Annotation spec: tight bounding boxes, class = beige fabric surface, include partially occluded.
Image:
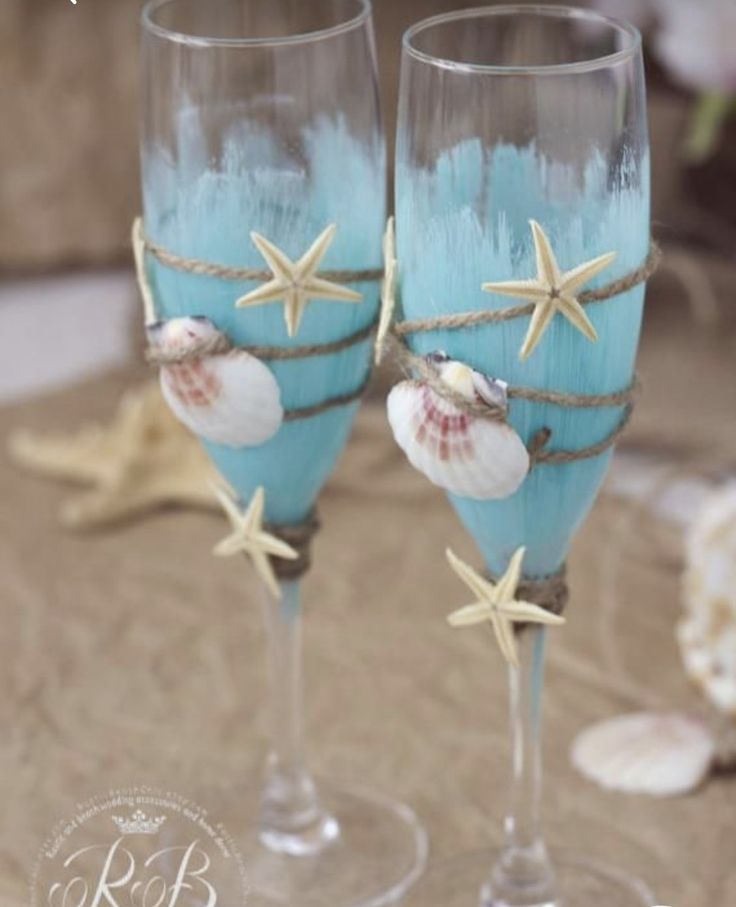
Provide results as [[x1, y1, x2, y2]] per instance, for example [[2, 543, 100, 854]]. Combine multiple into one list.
[[1, 293, 735, 906]]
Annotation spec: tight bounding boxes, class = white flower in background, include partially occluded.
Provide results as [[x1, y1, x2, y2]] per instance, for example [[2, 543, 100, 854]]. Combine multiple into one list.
[[592, 0, 736, 161], [652, 0, 736, 161], [652, 0, 736, 92], [592, 0, 736, 90]]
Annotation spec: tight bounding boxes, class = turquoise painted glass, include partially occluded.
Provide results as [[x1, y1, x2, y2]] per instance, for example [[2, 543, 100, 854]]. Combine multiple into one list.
[[142, 25, 385, 525], [139, 2, 427, 903], [397, 7, 654, 907], [398, 142, 649, 576], [397, 74, 649, 580]]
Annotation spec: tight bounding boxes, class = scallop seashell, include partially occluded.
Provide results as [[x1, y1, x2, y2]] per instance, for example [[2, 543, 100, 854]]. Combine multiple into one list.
[[148, 317, 283, 448], [679, 484, 736, 717], [571, 712, 715, 798], [386, 353, 529, 500]]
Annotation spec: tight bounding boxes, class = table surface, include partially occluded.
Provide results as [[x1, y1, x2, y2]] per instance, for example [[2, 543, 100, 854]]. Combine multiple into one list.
[[1, 277, 735, 906]]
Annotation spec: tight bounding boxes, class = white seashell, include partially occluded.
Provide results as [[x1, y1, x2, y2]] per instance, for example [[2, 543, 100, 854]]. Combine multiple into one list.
[[429, 351, 510, 411], [386, 353, 529, 500], [679, 484, 736, 717], [148, 317, 283, 448], [571, 712, 715, 798]]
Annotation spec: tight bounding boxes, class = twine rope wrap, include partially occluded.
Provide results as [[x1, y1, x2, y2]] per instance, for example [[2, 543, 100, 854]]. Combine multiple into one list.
[[518, 567, 569, 616], [391, 241, 658, 467], [396, 346, 639, 466], [487, 564, 569, 618], [267, 509, 321, 581], [394, 243, 661, 338], [146, 333, 233, 364], [146, 318, 378, 366], [282, 377, 369, 422], [143, 231, 384, 285], [148, 337, 372, 423]]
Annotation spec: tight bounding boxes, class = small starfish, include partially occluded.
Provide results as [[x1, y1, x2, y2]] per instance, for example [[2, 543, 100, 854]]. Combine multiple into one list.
[[211, 483, 298, 599], [131, 217, 157, 325], [446, 546, 565, 669], [236, 224, 362, 337], [482, 220, 616, 362], [374, 216, 397, 366], [8, 382, 216, 529]]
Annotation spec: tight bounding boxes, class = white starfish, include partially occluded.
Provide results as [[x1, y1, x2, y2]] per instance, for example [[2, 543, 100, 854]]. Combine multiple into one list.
[[482, 220, 616, 362], [8, 382, 217, 529], [131, 217, 157, 325], [446, 546, 565, 669], [212, 483, 298, 599], [374, 216, 397, 366], [236, 224, 362, 337]]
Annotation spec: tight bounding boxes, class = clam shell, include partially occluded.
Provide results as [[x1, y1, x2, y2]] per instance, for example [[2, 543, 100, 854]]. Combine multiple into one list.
[[149, 317, 283, 448], [386, 380, 529, 500], [571, 712, 714, 797]]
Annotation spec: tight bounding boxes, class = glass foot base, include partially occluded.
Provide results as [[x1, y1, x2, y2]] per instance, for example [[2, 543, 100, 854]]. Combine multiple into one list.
[[401, 849, 654, 907], [210, 779, 428, 907]]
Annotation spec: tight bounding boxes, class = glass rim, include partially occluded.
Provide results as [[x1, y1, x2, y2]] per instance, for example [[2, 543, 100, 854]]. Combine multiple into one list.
[[141, 0, 372, 49], [403, 4, 642, 76]]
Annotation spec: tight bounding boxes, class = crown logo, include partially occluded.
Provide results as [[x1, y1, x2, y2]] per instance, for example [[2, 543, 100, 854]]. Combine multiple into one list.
[[112, 810, 167, 835]]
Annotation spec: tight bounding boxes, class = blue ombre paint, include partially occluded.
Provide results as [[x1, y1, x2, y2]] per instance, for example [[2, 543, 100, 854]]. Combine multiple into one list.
[[397, 142, 650, 578], [143, 116, 385, 524]]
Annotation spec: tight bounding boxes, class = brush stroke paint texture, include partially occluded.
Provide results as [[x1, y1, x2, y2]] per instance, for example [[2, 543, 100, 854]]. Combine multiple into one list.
[[143, 116, 385, 525], [397, 142, 650, 578]]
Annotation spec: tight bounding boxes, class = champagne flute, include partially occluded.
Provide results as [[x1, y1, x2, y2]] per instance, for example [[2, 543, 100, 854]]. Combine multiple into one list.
[[393, 6, 654, 905], [138, 1, 427, 904]]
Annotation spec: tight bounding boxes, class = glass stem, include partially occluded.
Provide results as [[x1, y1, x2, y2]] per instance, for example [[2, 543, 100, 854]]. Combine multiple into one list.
[[483, 626, 558, 907], [258, 578, 339, 857]]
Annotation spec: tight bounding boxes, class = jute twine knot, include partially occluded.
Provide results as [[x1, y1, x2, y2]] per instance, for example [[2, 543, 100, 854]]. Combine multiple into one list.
[[517, 567, 569, 617], [407, 354, 508, 422], [146, 333, 233, 365], [486, 564, 569, 618], [266, 510, 321, 581]]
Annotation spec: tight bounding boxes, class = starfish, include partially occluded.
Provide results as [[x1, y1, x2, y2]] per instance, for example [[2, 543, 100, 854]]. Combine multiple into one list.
[[131, 217, 158, 325], [8, 382, 217, 529], [374, 216, 397, 366], [482, 220, 616, 362], [211, 483, 298, 599], [446, 546, 565, 669], [236, 224, 362, 337]]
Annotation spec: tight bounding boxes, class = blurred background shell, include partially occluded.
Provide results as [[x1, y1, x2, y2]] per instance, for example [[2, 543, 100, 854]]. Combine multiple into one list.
[[679, 485, 736, 718]]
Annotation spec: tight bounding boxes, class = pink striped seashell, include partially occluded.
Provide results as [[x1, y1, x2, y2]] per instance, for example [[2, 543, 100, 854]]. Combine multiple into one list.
[[387, 353, 529, 500], [148, 317, 282, 448]]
